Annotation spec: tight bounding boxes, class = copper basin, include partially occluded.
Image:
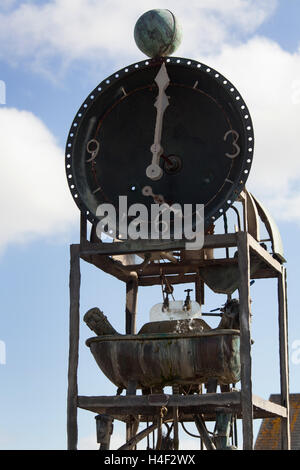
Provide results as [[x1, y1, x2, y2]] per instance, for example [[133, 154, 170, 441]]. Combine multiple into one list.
[[86, 330, 241, 389]]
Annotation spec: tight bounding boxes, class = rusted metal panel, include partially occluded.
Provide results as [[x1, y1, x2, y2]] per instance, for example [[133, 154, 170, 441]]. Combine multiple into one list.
[[244, 189, 260, 241], [198, 260, 262, 295], [251, 194, 285, 262], [86, 331, 241, 389]]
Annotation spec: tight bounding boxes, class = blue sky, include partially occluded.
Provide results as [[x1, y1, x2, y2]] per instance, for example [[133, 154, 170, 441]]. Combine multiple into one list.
[[0, 0, 300, 450]]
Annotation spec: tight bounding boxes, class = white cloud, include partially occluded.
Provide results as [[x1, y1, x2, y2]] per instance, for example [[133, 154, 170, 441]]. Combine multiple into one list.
[[199, 37, 300, 222], [0, 0, 299, 239], [0, 107, 76, 251], [0, 1, 277, 73]]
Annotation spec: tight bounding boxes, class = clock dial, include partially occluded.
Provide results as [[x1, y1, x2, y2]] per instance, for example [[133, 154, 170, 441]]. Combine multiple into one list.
[[66, 57, 254, 232]]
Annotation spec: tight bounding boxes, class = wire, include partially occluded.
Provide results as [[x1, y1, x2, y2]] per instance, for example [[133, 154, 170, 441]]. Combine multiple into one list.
[[180, 422, 201, 439], [181, 420, 215, 439]]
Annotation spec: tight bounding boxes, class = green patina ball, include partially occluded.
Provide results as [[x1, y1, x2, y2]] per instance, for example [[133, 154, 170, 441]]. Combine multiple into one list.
[[134, 9, 182, 58]]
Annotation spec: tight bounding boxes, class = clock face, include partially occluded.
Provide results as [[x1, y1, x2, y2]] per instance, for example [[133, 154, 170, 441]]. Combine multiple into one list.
[[66, 57, 254, 233]]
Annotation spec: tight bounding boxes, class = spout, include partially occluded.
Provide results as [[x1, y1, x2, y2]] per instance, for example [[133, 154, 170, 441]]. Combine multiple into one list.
[[84, 307, 120, 336]]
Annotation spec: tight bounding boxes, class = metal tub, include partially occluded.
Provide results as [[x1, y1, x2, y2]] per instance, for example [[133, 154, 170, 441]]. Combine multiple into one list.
[[86, 330, 241, 389]]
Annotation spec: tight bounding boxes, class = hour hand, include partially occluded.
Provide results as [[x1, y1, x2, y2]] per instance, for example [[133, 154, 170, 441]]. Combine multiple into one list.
[[146, 63, 170, 181], [146, 162, 163, 181], [146, 143, 163, 180]]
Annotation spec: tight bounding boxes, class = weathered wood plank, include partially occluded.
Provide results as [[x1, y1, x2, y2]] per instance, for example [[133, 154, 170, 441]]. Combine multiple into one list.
[[139, 258, 238, 277], [252, 395, 287, 419], [76, 405, 286, 421], [138, 274, 196, 286], [248, 233, 282, 273], [194, 415, 216, 450], [278, 268, 291, 449], [81, 239, 186, 255], [237, 232, 253, 450], [81, 249, 276, 282], [80, 234, 238, 256], [119, 422, 159, 450], [80, 253, 133, 283], [67, 244, 81, 450], [78, 391, 241, 410]]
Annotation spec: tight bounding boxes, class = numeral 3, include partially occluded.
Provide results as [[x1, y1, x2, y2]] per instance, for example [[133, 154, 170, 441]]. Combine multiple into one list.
[[224, 130, 240, 159]]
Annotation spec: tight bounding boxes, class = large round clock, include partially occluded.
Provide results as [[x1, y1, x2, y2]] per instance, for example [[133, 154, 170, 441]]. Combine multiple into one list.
[[65, 56, 254, 235]]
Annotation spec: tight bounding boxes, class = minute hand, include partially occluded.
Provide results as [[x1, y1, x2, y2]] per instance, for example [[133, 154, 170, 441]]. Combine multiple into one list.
[[146, 63, 170, 181]]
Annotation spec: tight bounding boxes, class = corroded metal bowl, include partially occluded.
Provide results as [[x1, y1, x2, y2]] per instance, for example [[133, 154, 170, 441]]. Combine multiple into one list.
[[86, 330, 240, 389]]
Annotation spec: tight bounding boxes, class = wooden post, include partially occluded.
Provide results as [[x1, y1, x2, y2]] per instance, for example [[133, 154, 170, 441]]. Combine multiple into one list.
[[237, 232, 253, 450], [195, 270, 204, 305], [80, 212, 87, 245], [67, 244, 81, 450], [194, 415, 216, 450], [126, 380, 138, 445], [126, 277, 138, 443], [119, 422, 158, 450], [278, 267, 291, 449], [126, 278, 138, 334]]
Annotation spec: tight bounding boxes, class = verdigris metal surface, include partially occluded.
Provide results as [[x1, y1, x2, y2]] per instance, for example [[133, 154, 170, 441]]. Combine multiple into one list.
[[86, 330, 240, 389], [198, 260, 263, 294], [134, 9, 182, 58], [138, 318, 211, 334]]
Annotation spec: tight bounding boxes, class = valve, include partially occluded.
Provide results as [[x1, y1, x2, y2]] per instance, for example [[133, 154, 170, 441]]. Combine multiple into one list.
[[183, 289, 193, 311]]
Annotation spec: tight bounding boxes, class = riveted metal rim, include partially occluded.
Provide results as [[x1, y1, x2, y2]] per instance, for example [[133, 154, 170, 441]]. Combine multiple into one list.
[[65, 57, 254, 227]]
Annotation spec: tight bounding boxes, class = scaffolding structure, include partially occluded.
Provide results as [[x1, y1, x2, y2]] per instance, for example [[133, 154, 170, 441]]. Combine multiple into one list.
[[66, 208, 290, 450]]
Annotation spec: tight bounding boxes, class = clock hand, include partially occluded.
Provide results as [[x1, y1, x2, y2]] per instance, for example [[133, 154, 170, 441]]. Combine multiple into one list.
[[146, 63, 170, 181], [142, 185, 165, 204]]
